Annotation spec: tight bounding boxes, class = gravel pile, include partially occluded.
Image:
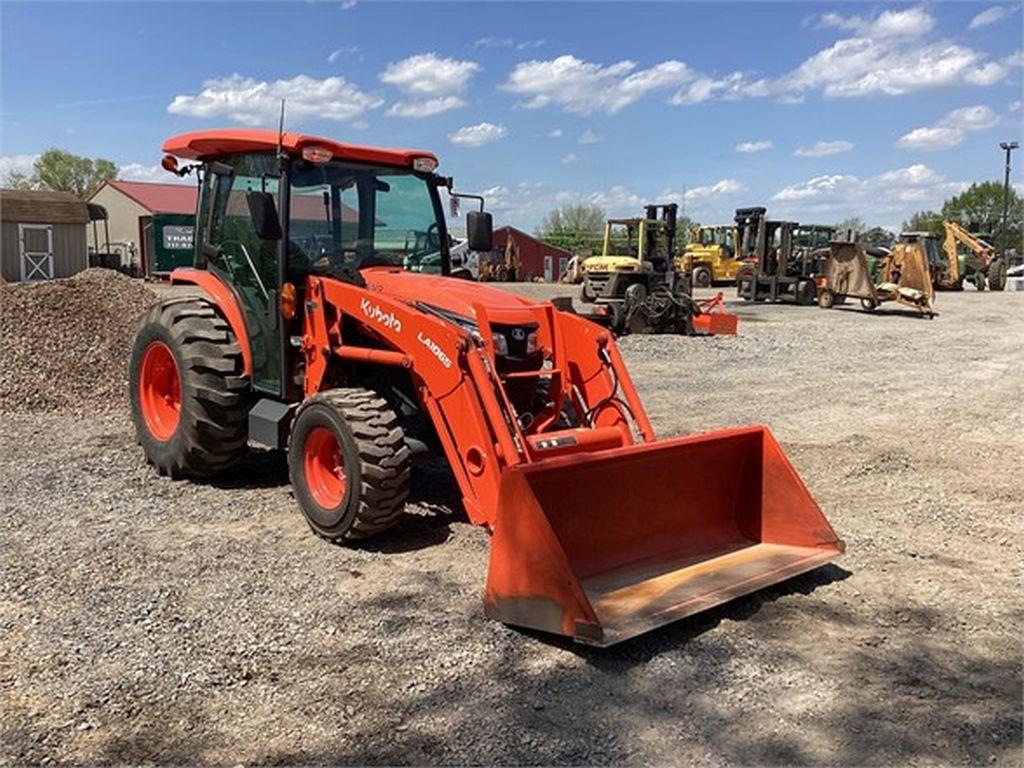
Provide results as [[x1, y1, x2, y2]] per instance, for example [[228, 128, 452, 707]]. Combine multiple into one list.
[[0, 269, 157, 413]]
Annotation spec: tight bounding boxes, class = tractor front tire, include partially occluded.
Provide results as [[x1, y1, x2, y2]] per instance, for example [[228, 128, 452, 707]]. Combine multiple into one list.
[[692, 266, 712, 288], [129, 299, 250, 478], [288, 388, 411, 542]]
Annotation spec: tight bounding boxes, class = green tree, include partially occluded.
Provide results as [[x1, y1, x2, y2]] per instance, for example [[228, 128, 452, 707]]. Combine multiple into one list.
[[2, 169, 33, 190], [537, 203, 606, 253], [941, 181, 1023, 253], [902, 210, 943, 237], [861, 227, 895, 248], [835, 217, 867, 236], [6, 149, 119, 198], [675, 215, 699, 245]]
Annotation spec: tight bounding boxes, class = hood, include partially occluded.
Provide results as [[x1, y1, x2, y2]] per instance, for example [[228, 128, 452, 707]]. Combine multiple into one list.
[[361, 267, 542, 324]]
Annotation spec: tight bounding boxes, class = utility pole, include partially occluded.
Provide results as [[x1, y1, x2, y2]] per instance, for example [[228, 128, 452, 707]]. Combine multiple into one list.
[[999, 141, 1019, 256]]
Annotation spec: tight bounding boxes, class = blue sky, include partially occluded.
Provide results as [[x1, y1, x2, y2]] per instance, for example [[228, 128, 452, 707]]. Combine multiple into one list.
[[1, 1, 1021, 232]]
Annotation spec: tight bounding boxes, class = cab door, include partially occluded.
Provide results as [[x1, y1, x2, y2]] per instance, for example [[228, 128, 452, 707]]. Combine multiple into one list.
[[197, 154, 285, 396]]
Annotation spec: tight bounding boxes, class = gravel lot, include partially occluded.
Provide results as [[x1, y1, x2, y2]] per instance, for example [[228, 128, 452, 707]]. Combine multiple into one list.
[[1, 280, 1021, 765]]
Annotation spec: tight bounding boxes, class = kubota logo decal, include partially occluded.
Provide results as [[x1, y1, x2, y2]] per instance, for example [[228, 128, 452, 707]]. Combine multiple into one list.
[[417, 332, 452, 368], [360, 298, 402, 333]]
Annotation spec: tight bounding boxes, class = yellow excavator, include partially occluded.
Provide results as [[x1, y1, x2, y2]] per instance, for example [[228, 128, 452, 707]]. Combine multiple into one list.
[[940, 220, 1007, 291]]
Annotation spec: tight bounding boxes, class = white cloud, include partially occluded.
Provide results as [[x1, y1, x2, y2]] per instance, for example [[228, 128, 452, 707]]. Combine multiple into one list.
[[770, 163, 967, 223], [0, 153, 38, 181], [667, 72, 767, 105], [380, 53, 480, 118], [795, 140, 854, 157], [578, 129, 600, 144], [773, 173, 856, 201], [340, 1, 356, 10], [969, 6, 1015, 29], [560, 153, 578, 165], [547, 128, 563, 138], [1011, 100, 1022, 113], [118, 163, 175, 184], [736, 140, 773, 153], [167, 74, 382, 124], [684, 179, 746, 201], [327, 46, 358, 64], [503, 55, 692, 114], [387, 96, 466, 118], [898, 105, 1000, 150], [448, 122, 507, 147], [897, 127, 965, 152], [380, 53, 479, 96], [474, 37, 545, 50], [479, 176, 746, 232], [669, 7, 1013, 107], [817, 7, 935, 38]]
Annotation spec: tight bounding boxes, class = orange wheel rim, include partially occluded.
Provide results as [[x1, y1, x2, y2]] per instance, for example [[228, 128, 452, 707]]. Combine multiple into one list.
[[139, 341, 181, 441], [304, 426, 346, 508]]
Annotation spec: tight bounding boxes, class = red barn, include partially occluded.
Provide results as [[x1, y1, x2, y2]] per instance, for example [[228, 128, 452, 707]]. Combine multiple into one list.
[[492, 226, 572, 282]]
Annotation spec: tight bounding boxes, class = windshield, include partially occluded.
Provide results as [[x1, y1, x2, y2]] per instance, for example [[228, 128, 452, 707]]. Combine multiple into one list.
[[288, 160, 445, 275]]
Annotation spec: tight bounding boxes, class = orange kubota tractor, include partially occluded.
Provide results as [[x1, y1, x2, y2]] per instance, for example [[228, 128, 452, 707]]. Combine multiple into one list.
[[130, 130, 842, 646]]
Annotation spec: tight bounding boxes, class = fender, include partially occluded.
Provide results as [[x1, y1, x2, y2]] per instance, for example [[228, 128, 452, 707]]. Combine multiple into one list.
[[170, 268, 252, 375]]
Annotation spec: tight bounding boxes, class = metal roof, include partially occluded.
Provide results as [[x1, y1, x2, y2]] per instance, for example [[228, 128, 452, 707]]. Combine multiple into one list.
[[162, 129, 438, 168], [0, 189, 90, 224], [94, 180, 198, 215]]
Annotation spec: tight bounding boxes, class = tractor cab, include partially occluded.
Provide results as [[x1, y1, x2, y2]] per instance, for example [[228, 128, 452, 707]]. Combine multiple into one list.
[[161, 130, 493, 398]]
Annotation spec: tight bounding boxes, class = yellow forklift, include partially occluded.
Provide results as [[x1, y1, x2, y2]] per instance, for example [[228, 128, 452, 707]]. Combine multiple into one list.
[[580, 205, 736, 335], [677, 224, 744, 287]]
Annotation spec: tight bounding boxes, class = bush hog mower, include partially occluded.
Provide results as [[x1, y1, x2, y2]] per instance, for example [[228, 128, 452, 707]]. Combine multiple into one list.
[[817, 239, 936, 317], [129, 129, 842, 646]]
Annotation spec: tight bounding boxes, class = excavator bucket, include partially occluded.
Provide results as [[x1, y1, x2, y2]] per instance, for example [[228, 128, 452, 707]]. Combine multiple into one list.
[[484, 426, 842, 646]]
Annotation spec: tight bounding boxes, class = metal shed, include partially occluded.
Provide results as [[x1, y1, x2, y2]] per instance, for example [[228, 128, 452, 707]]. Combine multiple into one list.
[[0, 189, 90, 282]]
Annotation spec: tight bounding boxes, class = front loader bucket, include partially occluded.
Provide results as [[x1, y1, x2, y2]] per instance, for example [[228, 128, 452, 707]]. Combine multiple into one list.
[[484, 426, 842, 646]]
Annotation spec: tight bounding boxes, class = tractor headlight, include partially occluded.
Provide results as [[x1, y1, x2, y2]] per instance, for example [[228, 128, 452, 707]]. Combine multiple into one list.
[[526, 331, 539, 355], [492, 332, 509, 356]]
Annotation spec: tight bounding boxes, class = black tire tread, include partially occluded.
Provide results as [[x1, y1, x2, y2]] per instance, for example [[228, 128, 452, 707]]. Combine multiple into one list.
[[296, 388, 411, 541], [132, 298, 249, 478]]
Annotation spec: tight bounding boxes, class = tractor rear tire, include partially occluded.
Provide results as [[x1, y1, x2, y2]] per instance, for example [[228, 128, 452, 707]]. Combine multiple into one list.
[[988, 260, 1008, 291], [129, 298, 250, 478], [288, 388, 411, 542]]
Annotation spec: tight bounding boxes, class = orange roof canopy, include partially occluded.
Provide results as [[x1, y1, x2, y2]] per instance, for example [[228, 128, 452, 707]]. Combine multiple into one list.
[[162, 129, 438, 169]]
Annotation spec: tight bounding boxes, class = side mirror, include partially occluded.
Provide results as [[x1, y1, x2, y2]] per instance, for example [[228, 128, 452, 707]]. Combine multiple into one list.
[[247, 191, 282, 241], [467, 211, 493, 252]]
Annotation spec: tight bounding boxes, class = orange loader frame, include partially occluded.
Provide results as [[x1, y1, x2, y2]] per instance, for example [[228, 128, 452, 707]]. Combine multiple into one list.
[[174, 265, 842, 646]]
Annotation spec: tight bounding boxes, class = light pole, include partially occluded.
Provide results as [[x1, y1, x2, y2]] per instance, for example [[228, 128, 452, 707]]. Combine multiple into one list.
[[999, 141, 1019, 257]]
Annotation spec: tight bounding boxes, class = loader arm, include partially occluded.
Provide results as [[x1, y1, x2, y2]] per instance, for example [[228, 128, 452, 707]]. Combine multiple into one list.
[[300, 272, 652, 527], [943, 221, 996, 280]]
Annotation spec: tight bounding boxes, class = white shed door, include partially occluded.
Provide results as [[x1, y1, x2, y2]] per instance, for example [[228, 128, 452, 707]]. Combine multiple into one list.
[[19, 224, 54, 281], [543, 255, 553, 282]]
